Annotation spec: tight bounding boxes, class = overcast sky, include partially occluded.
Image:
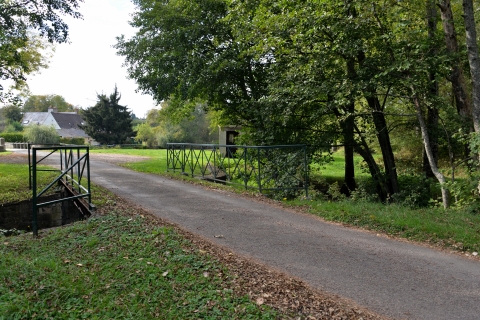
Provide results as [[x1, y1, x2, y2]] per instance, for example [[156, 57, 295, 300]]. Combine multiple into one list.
[[26, 0, 157, 118]]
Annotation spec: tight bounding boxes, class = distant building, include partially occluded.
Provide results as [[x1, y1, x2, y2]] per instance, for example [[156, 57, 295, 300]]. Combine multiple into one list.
[[219, 125, 241, 157], [21, 107, 90, 141]]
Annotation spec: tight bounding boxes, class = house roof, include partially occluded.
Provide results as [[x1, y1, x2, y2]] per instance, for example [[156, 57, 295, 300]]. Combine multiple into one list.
[[22, 112, 50, 125], [51, 113, 85, 130]]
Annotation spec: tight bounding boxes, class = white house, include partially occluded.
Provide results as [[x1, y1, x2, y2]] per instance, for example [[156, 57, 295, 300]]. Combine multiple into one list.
[[21, 107, 89, 140]]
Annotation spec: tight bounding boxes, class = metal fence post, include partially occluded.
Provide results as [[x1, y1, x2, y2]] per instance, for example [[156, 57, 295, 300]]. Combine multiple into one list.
[[257, 147, 262, 193], [304, 145, 309, 198], [166, 145, 170, 172], [28, 143, 32, 190], [86, 147, 92, 205], [32, 148, 38, 237]]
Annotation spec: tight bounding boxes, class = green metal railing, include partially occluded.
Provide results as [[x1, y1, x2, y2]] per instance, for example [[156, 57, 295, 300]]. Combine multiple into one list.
[[167, 143, 308, 197], [29, 144, 92, 236]]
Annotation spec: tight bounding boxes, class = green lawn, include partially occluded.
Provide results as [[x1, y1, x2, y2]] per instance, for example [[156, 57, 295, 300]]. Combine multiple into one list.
[[0, 163, 59, 204], [92, 148, 168, 174], [0, 161, 281, 319]]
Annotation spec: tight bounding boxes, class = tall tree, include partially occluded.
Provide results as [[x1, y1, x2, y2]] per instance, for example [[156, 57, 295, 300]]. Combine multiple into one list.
[[230, 0, 402, 198], [80, 86, 134, 145], [1, 104, 23, 123], [115, 0, 272, 132], [462, 0, 480, 133], [423, 0, 440, 178]]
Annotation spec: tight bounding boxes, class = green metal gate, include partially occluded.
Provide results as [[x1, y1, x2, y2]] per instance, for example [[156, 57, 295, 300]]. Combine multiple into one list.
[[29, 144, 93, 236]]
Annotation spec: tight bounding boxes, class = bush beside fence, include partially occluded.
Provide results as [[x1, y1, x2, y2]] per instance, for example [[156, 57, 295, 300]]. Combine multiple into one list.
[[0, 132, 25, 142]]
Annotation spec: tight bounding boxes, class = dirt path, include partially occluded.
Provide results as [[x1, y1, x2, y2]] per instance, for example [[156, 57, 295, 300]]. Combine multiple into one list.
[[0, 151, 150, 165]]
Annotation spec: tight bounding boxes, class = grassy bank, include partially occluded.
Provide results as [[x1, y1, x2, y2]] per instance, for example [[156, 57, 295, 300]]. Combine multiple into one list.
[[0, 163, 59, 204], [0, 162, 279, 318], [291, 199, 480, 253], [0, 209, 278, 319]]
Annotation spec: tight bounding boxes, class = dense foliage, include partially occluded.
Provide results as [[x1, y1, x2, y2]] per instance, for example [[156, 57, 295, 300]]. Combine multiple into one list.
[[80, 87, 134, 145], [0, 132, 25, 142], [116, 0, 480, 207], [0, 104, 22, 123], [23, 94, 75, 112], [136, 102, 216, 147]]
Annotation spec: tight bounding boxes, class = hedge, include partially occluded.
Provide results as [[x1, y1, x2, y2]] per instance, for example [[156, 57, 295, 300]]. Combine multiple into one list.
[[59, 137, 86, 145], [0, 132, 26, 142]]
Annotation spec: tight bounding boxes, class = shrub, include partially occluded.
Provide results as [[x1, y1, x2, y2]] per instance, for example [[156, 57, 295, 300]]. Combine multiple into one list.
[[392, 175, 436, 208], [60, 137, 86, 145], [23, 125, 60, 144], [3, 121, 23, 133], [0, 132, 26, 142]]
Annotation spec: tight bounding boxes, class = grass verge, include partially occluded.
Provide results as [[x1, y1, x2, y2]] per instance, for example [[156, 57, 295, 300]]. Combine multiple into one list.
[[289, 199, 480, 254]]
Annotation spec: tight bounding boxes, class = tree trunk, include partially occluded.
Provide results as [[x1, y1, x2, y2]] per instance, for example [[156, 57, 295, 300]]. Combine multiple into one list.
[[342, 58, 357, 194], [438, 0, 472, 119], [423, 106, 439, 177], [341, 103, 357, 195], [366, 96, 399, 196], [343, 105, 356, 195], [423, 0, 440, 178], [356, 49, 399, 197], [333, 103, 357, 196], [353, 131, 388, 202], [462, 0, 480, 133], [462, 0, 480, 195], [413, 93, 450, 209]]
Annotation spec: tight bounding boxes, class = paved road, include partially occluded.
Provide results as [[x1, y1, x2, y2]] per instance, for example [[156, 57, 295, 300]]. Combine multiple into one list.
[[85, 158, 480, 319]]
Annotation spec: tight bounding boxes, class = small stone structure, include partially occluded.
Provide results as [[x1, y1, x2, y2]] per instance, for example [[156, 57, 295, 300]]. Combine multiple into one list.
[[0, 193, 84, 232], [0, 137, 5, 152], [218, 126, 240, 157]]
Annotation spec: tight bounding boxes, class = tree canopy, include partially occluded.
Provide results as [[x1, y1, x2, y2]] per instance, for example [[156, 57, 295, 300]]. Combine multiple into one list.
[[1, 104, 23, 123], [136, 101, 216, 148], [116, 0, 480, 206], [0, 0, 83, 102], [23, 94, 75, 112], [80, 86, 134, 145]]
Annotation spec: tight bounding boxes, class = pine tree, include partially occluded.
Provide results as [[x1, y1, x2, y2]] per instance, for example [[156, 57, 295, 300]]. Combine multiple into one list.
[[81, 86, 134, 145]]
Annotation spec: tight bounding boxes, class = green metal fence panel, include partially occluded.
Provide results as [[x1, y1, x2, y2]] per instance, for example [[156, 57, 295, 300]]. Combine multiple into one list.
[[30, 144, 92, 237], [167, 143, 309, 197]]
